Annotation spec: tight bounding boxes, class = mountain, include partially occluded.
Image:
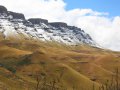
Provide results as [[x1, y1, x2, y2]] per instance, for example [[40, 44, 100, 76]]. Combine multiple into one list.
[[0, 5, 95, 46], [0, 35, 120, 90], [0, 5, 120, 90]]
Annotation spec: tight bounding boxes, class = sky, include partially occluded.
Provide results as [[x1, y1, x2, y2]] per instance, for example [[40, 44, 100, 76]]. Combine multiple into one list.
[[64, 0, 120, 17], [0, 0, 120, 51]]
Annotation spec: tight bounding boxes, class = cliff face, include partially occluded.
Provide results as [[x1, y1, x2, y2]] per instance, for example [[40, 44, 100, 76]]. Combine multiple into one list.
[[0, 6, 7, 14], [0, 5, 96, 46], [8, 11, 25, 20], [28, 18, 48, 25], [0, 6, 25, 20], [49, 22, 67, 27]]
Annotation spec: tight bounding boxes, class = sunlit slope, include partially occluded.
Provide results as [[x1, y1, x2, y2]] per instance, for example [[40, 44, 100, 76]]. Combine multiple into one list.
[[0, 38, 119, 90]]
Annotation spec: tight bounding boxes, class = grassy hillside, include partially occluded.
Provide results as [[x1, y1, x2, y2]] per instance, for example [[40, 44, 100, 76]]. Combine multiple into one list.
[[0, 38, 119, 90]]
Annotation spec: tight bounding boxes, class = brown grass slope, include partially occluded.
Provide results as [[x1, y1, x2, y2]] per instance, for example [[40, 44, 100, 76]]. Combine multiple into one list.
[[0, 38, 119, 90]]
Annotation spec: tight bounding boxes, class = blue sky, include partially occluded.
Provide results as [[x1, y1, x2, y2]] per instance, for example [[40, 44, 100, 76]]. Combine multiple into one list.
[[64, 0, 120, 17]]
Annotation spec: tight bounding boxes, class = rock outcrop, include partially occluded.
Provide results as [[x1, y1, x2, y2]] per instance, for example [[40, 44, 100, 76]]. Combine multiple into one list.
[[49, 22, 67, 27], [28, 18, 48, 25], [0, 6, 7, 14], [0, 5, 96, 46], [8, 11, 25, 20]]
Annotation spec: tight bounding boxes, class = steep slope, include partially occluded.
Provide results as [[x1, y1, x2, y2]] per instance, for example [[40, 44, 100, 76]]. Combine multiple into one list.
[[0, 39, 98, 90], [0, 5, 95, 46], [0, 38, 119, 90]]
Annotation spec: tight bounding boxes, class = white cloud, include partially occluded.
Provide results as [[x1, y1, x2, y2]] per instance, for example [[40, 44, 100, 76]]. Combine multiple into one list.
[[0, 0, 120, 51]]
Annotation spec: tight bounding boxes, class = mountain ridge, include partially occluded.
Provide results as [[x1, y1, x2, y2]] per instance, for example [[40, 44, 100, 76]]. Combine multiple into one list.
[[0, 5, 96, 46]]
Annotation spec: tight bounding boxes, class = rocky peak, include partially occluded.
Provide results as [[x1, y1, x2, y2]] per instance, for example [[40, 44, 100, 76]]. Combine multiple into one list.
[[0, 5, 7, 14], [49, 22, 67, 27], [28, 18, 48, 25], [8, 11, 25, 20], [0, 5, 96, 46]]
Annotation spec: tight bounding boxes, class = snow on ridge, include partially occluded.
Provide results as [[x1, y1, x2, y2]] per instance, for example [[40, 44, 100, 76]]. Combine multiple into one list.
[[0, 9, 96, 46]]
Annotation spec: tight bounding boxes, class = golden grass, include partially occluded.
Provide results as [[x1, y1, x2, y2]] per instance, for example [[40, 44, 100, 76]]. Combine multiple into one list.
[[0, 38, 119, 90]]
